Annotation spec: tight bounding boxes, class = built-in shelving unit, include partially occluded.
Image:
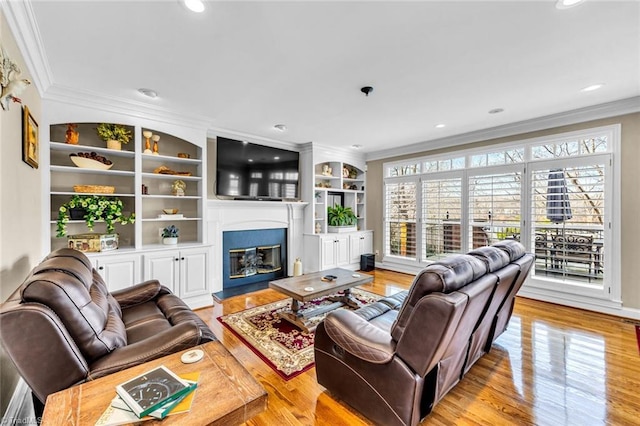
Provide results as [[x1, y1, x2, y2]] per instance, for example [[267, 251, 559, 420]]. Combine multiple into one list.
[[312, 161, 366, 234], [48, 123, 204, 252]]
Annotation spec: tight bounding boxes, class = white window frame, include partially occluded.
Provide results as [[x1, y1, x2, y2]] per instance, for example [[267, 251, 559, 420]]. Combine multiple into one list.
[[382, 124, 621, 309]]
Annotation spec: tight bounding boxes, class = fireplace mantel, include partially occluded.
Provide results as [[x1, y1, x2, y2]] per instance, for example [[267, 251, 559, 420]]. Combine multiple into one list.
[[207, 199, 308, 293]]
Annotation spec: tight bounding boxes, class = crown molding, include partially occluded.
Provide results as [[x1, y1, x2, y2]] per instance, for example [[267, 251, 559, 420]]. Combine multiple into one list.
[[206, 126, 305, 151], [44, 84, 211, 131], [366, 96, 640, 162], [1, 0, 54, 96]]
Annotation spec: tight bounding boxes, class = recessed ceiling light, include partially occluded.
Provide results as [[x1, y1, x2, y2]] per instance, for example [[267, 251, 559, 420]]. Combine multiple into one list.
[[183, 0, 205, 13], [351, 144, 363, 149], [435, 124, 446, 128], [138, 88, 158, 99], [274, 156, 280, 160], [556, 0, 585, 10], [581, 83, 604, 92], [273, 124, 287, 132], [248, 159, 253, 162], [488, 108, 504, 114]]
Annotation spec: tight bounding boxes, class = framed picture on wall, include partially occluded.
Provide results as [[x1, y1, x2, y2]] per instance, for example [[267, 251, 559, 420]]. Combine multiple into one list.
[[22, 105, 38, 169]]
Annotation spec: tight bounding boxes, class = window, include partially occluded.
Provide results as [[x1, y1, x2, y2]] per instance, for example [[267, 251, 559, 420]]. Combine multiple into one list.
[[421, 176, 463, 260], [468, 169, 522, 249], [382, 125, 618, 303], [384, 180, 417, 260], [530, 157, 607, 283]]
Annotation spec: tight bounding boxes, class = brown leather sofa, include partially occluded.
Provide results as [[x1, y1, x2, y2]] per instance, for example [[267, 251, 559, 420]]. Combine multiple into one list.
[[314, 240, 533, 426], [0, 248, 216, 407]]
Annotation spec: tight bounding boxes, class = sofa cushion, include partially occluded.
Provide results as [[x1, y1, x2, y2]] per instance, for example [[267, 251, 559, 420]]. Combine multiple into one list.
[[20, 253, 126, 362], [390, 254, 487, 341], [492, 240, 526, 261], [468, 246, 510, 272]]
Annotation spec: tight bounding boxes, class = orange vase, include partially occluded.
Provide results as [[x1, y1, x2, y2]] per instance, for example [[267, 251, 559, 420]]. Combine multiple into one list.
[[65, 124, 79, 144]]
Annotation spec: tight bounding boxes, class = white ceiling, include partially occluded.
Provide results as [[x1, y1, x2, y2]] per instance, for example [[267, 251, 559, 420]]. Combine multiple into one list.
[[20, 1, 640, 154]]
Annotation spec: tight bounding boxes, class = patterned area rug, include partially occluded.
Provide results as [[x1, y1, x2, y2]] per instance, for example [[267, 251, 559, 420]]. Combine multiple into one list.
[[217, 288, 382, 380]]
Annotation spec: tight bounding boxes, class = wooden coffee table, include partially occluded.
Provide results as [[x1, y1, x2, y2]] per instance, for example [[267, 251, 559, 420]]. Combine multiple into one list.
[[269, 267, 373, 332], [41, 341, 267, 425]]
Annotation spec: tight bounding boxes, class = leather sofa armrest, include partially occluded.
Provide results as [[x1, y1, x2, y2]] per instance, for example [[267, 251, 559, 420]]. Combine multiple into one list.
[[111, 280, 162, 308], [324, 309, 396, 364], [0, 302, 90, 403], [88, 320, 202, 378]]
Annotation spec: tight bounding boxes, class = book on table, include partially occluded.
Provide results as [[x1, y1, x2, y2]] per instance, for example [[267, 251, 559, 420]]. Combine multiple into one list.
[[96, 372, 199, 425], [114, 365, 196, 418]]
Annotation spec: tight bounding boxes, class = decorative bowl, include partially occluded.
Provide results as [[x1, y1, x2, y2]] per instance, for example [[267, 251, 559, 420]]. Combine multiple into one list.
[[163, 208, 179, 214], [70, 156, 113, 170]]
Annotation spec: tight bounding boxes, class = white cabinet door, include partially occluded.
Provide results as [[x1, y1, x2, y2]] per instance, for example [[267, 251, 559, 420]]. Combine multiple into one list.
[[349, 231, 374, 264], [94, 254, 141, 292], [320, 236, 337, 270], [143, 250, 180, 293], [349, 233, 363, 264], [144, 247, 209, 300], [334, 234, 350, 266], [179, 247, 209, 299]]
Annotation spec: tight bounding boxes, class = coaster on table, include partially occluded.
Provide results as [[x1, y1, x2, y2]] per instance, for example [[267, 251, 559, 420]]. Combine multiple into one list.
[[181, 349, 204, 364]]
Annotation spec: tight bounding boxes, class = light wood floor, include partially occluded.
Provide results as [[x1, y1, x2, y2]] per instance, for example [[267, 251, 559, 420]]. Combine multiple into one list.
[[196, 269, 640, 425]]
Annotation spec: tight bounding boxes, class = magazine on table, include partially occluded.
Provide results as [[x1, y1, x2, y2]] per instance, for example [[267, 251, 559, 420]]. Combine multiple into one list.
[[114, 365, 194, 418], [97, 372, 200, 425]]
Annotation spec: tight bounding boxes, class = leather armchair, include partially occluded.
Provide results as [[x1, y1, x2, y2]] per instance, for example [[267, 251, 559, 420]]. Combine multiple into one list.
[[0, 248, 215, 405]]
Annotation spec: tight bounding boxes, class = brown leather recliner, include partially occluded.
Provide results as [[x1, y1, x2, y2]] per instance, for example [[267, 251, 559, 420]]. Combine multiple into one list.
[[314, 240, 533, 426], [0, 248, 216, 406]]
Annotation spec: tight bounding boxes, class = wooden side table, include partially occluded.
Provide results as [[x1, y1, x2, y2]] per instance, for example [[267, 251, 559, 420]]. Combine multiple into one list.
[[41, 341, 267, 425]]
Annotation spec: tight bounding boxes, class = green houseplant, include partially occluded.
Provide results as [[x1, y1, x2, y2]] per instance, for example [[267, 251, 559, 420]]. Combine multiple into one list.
[[56, 194, 135, 237], [96, 123, 133, 150], [327, 204, 357, 233], [161, 225, 179, 245]]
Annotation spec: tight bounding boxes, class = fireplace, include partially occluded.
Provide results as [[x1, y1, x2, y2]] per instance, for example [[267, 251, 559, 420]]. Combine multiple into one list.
[[223, 228, 287, 289], [229, 245, 282, 278]]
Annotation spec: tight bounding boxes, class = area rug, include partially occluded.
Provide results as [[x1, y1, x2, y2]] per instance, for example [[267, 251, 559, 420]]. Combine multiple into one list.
[[217, 288, 382, 380], [636, 325, 640, 355]]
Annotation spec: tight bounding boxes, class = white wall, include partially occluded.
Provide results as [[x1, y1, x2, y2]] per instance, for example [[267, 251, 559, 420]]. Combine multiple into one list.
[[0, 9, 43, 416]]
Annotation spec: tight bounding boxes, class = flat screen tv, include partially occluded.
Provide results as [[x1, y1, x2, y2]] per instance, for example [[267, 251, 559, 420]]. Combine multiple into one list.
[[216, 137, 300, 200]]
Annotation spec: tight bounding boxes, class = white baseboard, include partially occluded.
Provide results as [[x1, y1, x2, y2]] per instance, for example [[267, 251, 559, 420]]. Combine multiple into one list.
[[2, 378, 36, 425]]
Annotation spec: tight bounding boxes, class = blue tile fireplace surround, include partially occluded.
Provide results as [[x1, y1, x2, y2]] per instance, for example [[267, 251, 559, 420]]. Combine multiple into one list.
[[222, 228, 287, 289]]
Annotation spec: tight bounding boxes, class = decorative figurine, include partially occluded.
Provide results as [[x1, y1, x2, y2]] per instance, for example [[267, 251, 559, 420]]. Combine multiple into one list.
[[315, 222, 322, 234], [172, 179, 186, 196], [0, 44, 31, 111], [322, 164, 332, 176], [143, 130, 153, 154], [152, 134, 160, 155], [65, 124, 79, 144]]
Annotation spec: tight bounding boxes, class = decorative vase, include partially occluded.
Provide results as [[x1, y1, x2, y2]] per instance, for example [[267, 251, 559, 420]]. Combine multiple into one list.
[[152, 135, 160, 156], [107, 139, 122, 150], [293, 257, 303, 276], [163, 237, 178, 245], [65, 124, 79, 144], [142, 130, 153, 154]]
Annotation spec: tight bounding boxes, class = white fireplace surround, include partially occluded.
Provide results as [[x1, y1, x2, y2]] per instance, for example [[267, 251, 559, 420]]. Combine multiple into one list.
[[207, 199, 308, 293]]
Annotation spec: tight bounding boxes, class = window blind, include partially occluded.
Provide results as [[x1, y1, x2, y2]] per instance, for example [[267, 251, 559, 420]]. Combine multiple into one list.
[[384, 181, 417, 259]]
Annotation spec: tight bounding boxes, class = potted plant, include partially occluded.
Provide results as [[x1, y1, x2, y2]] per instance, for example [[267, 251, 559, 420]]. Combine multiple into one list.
[[162, 225, 179, 245], [56, 194, 135, 237], [327, 204, 357, 233], [96, 123, 133, 150]]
